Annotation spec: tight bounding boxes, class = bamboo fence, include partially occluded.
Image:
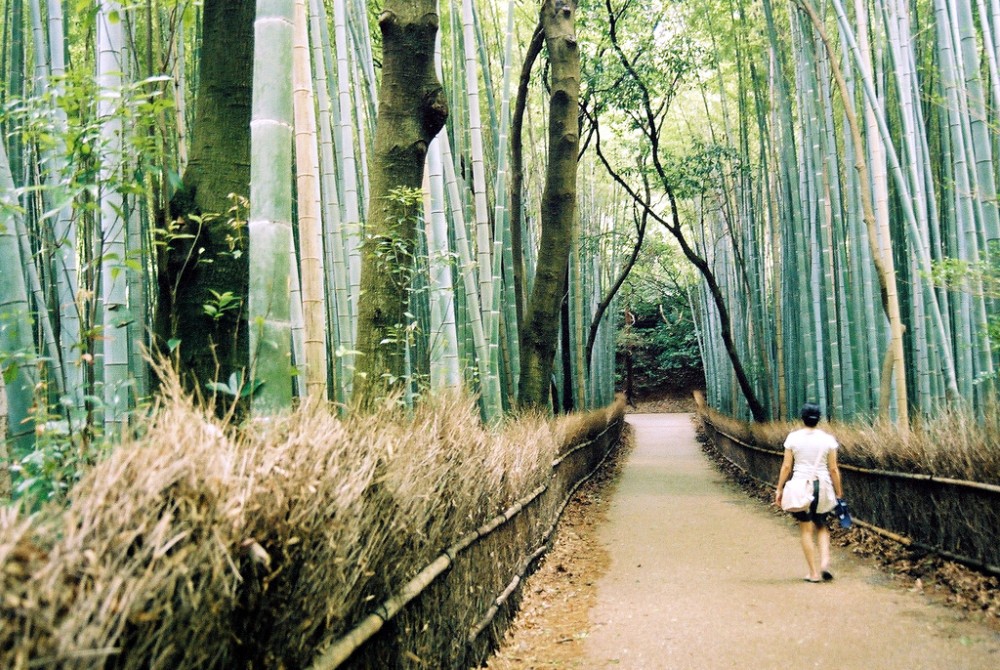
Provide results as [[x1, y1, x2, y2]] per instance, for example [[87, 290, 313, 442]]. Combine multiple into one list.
[[699, 415, 1000, 577], [311, 405, 625, 669]]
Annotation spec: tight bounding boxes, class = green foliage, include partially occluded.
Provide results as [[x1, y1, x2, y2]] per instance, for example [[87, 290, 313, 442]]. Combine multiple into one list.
[[663, 140, 745, 199], [206, 371, 263, 399], [617, 294, 704, 397], [8, 380, 113, 507], [0, 72, 175, 499], [367, 186, 424, 291], [357, 186, 428, 405], [927, 256, 1000, 369], [3, 72, 174, 204], [11, 429, 104, 506], [581, 0, 709, 113], [203, 290, 242, 322], [616, 236, 703, 397], [927, 258, 1000, 299]]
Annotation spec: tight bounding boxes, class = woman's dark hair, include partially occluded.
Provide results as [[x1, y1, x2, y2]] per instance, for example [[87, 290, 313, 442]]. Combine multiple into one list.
[[800, 402, 822, 427]]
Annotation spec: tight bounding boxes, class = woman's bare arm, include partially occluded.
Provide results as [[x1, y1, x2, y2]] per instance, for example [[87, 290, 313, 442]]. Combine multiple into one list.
[[774, 449, 794, 504], [828, 448, 843, 498]]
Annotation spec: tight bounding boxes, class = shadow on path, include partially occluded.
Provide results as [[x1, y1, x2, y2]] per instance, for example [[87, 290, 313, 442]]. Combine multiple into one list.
[[582, 413, 1000, 669]]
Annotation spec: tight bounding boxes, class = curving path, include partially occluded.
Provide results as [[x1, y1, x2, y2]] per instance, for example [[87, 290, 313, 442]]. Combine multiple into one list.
[[581, 413, 1000, 669]]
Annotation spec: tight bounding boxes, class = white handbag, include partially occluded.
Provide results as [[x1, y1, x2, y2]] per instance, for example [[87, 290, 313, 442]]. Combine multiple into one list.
[[781, 477, 816, 512], [781, 450, 828, 513]]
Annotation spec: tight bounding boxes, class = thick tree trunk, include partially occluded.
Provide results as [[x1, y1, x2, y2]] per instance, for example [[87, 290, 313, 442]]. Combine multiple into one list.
[[352, 0, 447, 405], [511, 24, 545, 327], [519, 0, 581, 409], [156, 0, 254, 394]]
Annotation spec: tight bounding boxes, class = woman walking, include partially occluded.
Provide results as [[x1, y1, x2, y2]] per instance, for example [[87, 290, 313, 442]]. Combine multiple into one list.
[[775, 402, 844, 582]]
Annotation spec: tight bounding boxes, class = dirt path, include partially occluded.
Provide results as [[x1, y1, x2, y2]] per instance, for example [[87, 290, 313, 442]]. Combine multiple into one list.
[[489, 413, 1000, 669]]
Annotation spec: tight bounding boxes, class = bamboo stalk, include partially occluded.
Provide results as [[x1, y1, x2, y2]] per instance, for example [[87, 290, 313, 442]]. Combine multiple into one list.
[[425, 145, 462, 389], [293, 0, 328, 398], [249, 0, 295, 412], [830, 0, 960, 399]]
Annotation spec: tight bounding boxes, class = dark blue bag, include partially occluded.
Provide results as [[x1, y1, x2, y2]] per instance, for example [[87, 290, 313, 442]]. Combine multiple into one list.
[[834, 499, 852, 528]]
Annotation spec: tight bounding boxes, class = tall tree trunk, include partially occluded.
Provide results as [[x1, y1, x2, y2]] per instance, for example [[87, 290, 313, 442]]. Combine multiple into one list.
[[156, 0, 254, 394], [519, 0, 581, 409], [352, 0, 447, 405]]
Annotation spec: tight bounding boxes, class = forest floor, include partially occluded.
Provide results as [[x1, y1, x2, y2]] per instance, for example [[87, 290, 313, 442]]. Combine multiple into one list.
[[484, 406, 1000, 670]]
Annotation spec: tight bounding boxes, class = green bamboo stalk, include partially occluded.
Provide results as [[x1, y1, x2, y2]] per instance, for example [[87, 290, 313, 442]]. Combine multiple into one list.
[[426, 140, 462, 389], [97, 0, 131, 433], [289, 234, 307, 398], [308, 0, 349, 403], [440, 132, 502, 418], [936, 0, 996, 402], [334, 0, 363, 342], [426, 29, 463, 391], [0, 140, 38, 451], [348, 0, 378, 124], [798, 0, 908, 419], [27, 0, 47, 90], [460, 0, 495, 348], [21, 0, 77, 407], [949, 0, 997, 395], [172, 8, 190, 167], [952, 0, 1000, 245], [815, 35, 846, 415], [882, 0, 936, 411], [793, 11, 823, 407], [854, 0, 898, 416], [44, 0, 82, 407], [249, 0, 295, 413], [830, 0, 960, 399], [349, 47, 372, 219], [493, 0, 519, 402]]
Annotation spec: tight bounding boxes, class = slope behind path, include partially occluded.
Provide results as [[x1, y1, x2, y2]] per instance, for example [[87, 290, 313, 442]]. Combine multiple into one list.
[[581, 413, 1000, 669]]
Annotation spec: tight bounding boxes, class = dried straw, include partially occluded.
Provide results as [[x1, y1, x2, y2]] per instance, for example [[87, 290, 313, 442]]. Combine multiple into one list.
[[0, 375, 579, 669]]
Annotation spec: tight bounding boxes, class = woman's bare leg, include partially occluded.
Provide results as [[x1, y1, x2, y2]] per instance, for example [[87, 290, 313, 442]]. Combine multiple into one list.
[[818, 523, 831, 576], [799, 521, 820, 580]]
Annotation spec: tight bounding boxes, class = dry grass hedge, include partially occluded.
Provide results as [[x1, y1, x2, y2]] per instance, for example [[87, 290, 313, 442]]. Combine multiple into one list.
[[698, 400, 1000, 485], [0, 375, 622, 670]]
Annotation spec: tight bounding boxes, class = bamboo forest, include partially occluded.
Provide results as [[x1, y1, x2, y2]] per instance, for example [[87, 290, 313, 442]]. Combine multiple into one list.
[[3, 0, 1000, 666], [0, 0, 995, 474]]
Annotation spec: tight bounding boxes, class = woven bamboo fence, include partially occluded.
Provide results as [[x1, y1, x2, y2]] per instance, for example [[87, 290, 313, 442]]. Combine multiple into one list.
[[312, 399, 626, 669], [699, 415, 1000, 577]]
